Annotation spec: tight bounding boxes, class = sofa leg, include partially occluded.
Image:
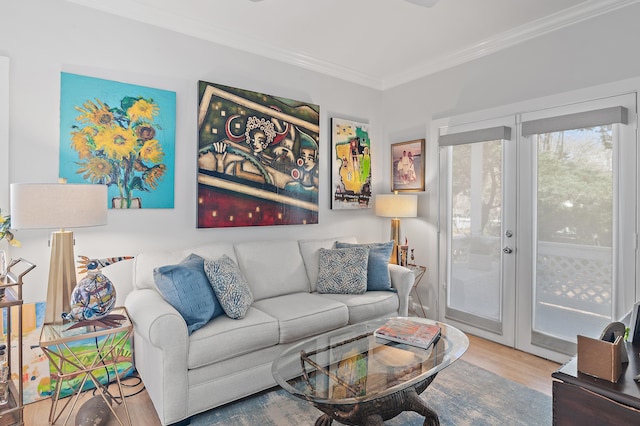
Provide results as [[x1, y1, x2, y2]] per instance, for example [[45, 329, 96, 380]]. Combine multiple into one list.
[[169, 418, 191, 426]]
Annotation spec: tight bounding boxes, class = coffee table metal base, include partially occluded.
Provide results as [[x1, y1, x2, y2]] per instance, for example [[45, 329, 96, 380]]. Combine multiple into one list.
[[308, 374, 439, 426]]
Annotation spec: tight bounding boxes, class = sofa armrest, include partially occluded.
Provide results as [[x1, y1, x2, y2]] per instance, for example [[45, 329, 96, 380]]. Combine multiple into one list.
[[389, 264, 414, 317], [124, 289, 190, 425]]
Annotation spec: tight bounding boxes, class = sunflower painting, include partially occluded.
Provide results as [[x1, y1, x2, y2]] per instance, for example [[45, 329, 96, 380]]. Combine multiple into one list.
[[59, 73, 176, 208]]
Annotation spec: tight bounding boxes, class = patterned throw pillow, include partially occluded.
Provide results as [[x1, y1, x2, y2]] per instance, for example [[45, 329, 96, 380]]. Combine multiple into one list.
[[153, 253, 224, 335], [316, 247, 369, 295], [335, 241, 395, 291], [204, 255, 254, 319]]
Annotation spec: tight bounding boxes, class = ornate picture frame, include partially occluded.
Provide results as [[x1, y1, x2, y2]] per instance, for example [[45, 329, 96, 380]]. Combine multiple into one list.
[[391, 139, 425, 192]]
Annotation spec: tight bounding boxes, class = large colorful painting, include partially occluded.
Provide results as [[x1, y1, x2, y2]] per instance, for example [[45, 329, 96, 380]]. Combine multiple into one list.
[[45, 329, 134, 399], [59, 72, 176, 209], [197, 81, 320, 227], [331, 118, 372, 209], [1, 302, 134, 404], [2, 302, 49, 405]]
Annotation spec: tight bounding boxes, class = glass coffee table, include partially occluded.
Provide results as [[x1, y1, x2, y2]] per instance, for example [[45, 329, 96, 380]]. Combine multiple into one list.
[[272, 317, 468, 426]]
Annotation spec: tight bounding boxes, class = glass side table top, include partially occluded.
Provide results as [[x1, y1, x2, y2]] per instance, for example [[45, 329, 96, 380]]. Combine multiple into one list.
[[39, 306, 132, 345], [272, 316, 469, 405]]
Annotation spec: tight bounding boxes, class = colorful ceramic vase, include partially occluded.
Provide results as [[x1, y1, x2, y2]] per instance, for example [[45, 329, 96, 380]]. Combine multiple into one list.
[[62, 255, 134, 322], [62, 271, 116, 321]]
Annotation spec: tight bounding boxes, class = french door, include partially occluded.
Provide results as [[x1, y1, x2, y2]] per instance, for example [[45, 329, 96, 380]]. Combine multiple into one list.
[[437, 93, 637, 362], [438, 117, 517, 348]]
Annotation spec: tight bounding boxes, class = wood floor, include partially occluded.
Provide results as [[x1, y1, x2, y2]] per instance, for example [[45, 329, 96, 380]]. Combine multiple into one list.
[[23, 335, 561, 425]]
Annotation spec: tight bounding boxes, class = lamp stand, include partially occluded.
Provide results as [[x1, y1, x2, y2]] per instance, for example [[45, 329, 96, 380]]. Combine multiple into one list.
[[390, 218, 401, 265], [45, 230, 76, 324]]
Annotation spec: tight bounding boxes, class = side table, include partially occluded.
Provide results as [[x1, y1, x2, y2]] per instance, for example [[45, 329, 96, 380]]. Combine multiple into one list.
[[552, 340, 640, 424], [406, 264, 427, 318], [39, 306, 133, 426]]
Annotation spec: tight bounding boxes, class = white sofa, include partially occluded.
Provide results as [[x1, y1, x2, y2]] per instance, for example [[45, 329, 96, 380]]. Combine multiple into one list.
[[124, 237, 414, 425]]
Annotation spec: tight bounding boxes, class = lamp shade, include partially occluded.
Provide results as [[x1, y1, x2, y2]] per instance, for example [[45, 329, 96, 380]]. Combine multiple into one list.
[[10, 183, 108, 229], [374, 193, 417, 218]]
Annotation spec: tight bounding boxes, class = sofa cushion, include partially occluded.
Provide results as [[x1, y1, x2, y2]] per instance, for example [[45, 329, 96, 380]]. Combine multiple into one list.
[[317, 291, 399, 324], [253, 293, 349, 343], [153, 253, 223, 335], [299, 236, 358, 292], [316, 247, 369, 295], [335, 241, 395, 291], [133, 243, 236, 291], [234, 240, 310, 301], [187, 307, 279, 368], [204, 255, 254, 319]]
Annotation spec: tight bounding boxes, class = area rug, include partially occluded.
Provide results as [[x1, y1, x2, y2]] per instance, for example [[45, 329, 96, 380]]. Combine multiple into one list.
[[191, 359, 551, 425]]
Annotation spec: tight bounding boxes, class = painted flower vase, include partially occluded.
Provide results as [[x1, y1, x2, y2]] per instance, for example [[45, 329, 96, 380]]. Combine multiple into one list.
[[62, 271, 116, 322], [111, 197, 142, 209]]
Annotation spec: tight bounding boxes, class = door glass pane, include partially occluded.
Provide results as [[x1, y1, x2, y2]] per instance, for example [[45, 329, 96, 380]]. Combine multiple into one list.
[[534, 125, 613, 341], [448, 140, 503, 321]]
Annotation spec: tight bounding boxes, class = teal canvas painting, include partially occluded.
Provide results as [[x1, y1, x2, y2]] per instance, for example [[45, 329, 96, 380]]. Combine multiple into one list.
[[59, 72, 176, 209]]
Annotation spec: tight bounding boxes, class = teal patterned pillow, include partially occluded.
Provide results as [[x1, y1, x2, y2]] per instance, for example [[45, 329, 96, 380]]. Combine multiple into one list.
[[204, 255, 254, 319], [316, 247, 369, 295]]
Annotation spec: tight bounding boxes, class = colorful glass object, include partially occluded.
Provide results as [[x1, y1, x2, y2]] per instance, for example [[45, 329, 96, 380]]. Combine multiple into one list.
[[62, 256, 133, 322]]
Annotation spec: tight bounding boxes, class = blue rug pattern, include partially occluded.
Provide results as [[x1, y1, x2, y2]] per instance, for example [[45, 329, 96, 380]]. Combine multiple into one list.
[[192, 359, 551, 425]]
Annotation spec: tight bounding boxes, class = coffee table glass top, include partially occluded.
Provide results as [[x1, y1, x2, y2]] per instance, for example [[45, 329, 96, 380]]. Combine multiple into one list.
[[272, 317, 468, 404]]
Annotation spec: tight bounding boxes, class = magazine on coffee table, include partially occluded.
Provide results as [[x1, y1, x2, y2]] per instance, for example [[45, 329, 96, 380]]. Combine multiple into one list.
[[374, 318, 441, 349]]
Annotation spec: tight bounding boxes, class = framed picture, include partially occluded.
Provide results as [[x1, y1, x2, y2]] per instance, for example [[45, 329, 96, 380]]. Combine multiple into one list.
[[331, 117, 372, 209], [391, 139, 425, 192], [59, 72, 176, 209], [197, 80, 320, 228]]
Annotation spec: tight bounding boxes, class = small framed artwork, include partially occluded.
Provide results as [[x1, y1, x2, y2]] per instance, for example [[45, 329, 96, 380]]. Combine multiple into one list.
[[391, 139, 425, 192], [331, 117, 372, 209]]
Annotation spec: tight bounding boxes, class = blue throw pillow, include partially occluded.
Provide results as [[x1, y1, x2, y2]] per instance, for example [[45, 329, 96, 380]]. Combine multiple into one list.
[[335, 241, 395, 291], [316, 247, 369, 295], [153, 253, 224, 334]]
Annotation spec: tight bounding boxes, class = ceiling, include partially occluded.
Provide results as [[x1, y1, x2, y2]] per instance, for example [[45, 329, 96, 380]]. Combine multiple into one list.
[[66, 0, 638, 90]]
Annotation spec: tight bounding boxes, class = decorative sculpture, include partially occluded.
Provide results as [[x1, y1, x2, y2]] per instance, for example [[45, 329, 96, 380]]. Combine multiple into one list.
[[62, 256, 134, 328]]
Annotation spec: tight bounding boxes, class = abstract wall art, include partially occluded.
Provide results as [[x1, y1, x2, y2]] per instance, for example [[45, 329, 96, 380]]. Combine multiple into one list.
[[331, 117, 372, 209], [197, 81, 320, 228]]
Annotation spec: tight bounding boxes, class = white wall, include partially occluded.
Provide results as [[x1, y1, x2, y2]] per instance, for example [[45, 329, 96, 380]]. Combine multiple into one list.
[[0, 57, 8, 213], [382, 3, 640, 318], [0, 0, 387, 304], [5, 1, 640, 312]]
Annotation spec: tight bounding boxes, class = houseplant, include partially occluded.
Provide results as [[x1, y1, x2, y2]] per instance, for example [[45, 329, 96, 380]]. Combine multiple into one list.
[[0, 209, 19, 248], [0, 209, 19, 280]]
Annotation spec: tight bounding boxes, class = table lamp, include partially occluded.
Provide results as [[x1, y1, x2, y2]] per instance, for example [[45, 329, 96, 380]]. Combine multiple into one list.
[[10, 182, 107, 324], [375, 192, 417, 264]]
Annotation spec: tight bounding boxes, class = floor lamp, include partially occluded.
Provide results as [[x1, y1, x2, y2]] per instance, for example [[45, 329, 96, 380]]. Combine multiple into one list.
[[375, 192, 417, 264], [10, 183, 107, 324]]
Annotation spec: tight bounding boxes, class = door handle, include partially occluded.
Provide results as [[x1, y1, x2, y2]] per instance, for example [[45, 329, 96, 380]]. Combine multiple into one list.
[[503, 246, 513, 254]]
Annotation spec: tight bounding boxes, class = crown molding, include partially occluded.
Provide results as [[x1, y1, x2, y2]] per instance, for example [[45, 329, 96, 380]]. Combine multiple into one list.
[[67, 0, 640, 91], [66, 0, 385, 89], [381, 0, 640, 89]]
